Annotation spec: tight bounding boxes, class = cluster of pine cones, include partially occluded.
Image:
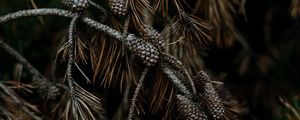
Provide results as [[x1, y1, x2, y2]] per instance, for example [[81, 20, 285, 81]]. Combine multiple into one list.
[[176, 71, 225, 120], [60, 0, 226, 119]]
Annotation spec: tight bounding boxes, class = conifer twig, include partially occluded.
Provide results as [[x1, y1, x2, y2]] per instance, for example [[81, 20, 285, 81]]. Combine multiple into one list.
[[123, 16, 131, 36], [161, 52, 197, 94], [82, 17, 124, 40], [0, 9, 125, 44], [127, 68, 149, 120], [66, 14, 80, 93], [0, 38, 60, 100], [0, 38, 44, 79], [160, 66, 192, 98], [0, 8, 75, 23]]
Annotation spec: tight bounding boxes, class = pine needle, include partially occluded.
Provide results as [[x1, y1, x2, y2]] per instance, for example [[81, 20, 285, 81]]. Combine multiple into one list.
[[52, 82, 104, 120], [194, 0, 244, 47], [128, 0, 153, 30]]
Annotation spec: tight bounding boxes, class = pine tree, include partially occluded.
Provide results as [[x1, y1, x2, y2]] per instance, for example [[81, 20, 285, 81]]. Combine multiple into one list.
[[0, 0, 300, 120]]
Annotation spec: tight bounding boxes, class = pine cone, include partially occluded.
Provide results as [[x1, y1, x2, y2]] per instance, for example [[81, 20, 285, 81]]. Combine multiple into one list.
[[125, 34, 159, 67], [61, 0, 89, 11], [176, 94, 208, 120], [139, 25, 166, 51], [109, 0, 127, 16], [195, 71, 225, 120]]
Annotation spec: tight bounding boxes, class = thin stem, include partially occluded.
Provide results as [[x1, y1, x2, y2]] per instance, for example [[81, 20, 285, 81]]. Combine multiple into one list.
[[127, 68, 149, 120], [160, 64, 192, 98], [0, 38, 61, 100], [81, 17, 124, 40], [0, 8, 123, 41], [0, 38, 45, 80], [123, 16, 131, 36], [0, 8, 75, 23], [67, 14, 80, 93]]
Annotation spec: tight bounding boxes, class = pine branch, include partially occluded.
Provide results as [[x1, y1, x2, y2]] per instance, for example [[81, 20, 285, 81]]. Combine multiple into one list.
[[53, 81, 104, 120], [0, 9, 122, 40], [0, 8, 75, 23], [128, 68, 149, 120], [0, 9, 141, 48], [66, 14, 80, 93], [161, 52, 197, 94], [0, 38, 60, 100], [0, 38, 44, 80], [0, 7, 227, 119], [160, 65, 192, 98], [59, 15, 105, 119], [82, 17, 124, 40]]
